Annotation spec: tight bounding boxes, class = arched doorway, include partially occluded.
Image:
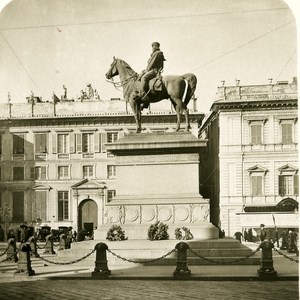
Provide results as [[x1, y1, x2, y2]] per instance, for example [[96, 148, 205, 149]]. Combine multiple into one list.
[[78, 199, 98, 235]]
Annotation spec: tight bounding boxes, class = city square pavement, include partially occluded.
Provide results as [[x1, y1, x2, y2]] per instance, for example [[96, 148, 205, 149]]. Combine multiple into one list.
[[0, 242, 298, 300]]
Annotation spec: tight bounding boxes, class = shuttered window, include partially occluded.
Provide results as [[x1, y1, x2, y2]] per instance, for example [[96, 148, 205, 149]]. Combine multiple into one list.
[[13, 167, 24, 181], [82, 133, 94, 153], [13, 134, 25, 154], [250, 124, 262, 144], [35, 191, 47, 221], [107, 165, 116, 179], [57, 134, 69, 154], [281, 123, 293, 144], [12, 191, 24, 222], [58, 191, 69, 221], [35, 166, 47, 180], [35, 133, 48, 153], [251, 175, 263, 196], [279, 175, 297, 196]]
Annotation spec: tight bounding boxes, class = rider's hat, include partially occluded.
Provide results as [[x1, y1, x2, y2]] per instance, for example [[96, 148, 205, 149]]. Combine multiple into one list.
[[151, 42, 160, 47]]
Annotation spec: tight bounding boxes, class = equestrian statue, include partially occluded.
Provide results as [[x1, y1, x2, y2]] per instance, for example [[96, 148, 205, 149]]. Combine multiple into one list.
[[105, 42, 197, 133]]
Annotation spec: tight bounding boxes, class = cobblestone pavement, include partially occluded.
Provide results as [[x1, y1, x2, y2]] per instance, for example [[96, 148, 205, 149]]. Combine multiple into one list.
[[0, 279, 298, 300]]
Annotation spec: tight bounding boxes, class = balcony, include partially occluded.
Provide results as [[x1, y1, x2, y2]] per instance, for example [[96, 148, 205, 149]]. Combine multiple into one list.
[[35, 153, 47, 161], [82, 153, 94, 159]]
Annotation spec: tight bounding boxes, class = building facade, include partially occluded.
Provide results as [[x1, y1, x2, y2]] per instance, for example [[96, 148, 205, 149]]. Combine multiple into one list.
[[199, 78, 298, 237], [0, 98, 203, 238]]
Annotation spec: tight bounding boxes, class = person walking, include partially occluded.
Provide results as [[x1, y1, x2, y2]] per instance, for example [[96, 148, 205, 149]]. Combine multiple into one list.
[[258, 224, 267, 242]]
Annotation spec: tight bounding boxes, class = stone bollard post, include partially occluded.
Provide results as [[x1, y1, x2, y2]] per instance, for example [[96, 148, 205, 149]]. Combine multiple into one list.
[[15, 242, 35, 276], [6, 238, 18, 262], [92, 242, 111, 278], [173, 242, 191, 278], [28, 236, 37, 257], [44, 234, 56, 254], [257, 240, 277, 278], [58, 233, 66, 251]]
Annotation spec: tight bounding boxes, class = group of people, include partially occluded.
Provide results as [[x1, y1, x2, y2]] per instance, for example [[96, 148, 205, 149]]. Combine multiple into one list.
[[233, 224, 299, 254]]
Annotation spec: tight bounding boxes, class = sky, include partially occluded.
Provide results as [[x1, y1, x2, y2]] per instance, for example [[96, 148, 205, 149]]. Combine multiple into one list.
[[0, 0, 298, 114]]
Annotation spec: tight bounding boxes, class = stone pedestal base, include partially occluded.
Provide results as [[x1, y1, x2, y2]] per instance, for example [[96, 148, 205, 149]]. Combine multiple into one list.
[[94, 223, 218, 240]]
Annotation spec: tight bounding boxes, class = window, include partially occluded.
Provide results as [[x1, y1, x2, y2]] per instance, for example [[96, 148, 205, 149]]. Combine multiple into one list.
[[12, 191, 24, 222], [58, 191, 69, 221], [35, 133, 48, 153], [250, 123, 262, 144], [278, 165, 299, 196], [107, 190, 116, 202], [107, 165, 116, 179], [83, 165, 94, 178], [281, 123, 293, 144], [247, 166, 267, 196], [107, 132, 118, 143], [82, 133, 94, 153], [35, 191, 47, 221], [58, 166, 69, 179], [279, 175, 298, 196], [13, 167, 24, 181], [57, 134, 69, 154], [35, 166, 47, 180], [251, 175, 263, 196], [13, 134, 24, 154]]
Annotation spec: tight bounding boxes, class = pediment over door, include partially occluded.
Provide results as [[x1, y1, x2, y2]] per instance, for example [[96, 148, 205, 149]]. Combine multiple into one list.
[[71, 178, 107, 190]]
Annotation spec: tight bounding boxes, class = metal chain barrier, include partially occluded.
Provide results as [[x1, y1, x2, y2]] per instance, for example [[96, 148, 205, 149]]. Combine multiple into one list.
[[0, 244, 10, 257], [32, 249, 96, 265], [273, 248, 299, 263], [36, 243, 47, 249], [0, 249, 19, 264], [107, 248, 176, 264], [188, 247, 261, 264]]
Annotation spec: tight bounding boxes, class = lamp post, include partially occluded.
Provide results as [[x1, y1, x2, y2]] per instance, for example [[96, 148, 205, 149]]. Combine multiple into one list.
[[0, 204, 11, 241]]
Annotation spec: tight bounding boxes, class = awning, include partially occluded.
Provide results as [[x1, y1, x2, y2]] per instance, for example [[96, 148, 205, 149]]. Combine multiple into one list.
[[236, 212, 298, 228]]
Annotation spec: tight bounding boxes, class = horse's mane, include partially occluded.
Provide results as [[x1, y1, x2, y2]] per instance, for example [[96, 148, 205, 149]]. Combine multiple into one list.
[[118, 58, 138, 77]]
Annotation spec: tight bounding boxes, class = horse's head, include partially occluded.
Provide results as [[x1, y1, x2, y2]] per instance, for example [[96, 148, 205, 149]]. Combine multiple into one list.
[[105, 56, 119, 80]]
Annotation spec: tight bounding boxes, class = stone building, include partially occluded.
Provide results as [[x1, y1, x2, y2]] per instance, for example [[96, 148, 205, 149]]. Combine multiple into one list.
[[0, 98, 203, 238], [199, 78, 298, 238]]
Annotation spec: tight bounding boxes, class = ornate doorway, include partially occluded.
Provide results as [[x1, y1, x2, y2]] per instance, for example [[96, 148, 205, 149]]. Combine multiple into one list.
[[78, 199, 98, 234]]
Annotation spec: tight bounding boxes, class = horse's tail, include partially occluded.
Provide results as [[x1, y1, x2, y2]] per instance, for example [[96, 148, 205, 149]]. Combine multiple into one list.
[[182, 73, 197, 105]]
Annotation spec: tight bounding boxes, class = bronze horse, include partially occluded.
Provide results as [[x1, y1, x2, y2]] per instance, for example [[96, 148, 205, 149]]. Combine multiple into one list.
[[105, 57, 197, 133]]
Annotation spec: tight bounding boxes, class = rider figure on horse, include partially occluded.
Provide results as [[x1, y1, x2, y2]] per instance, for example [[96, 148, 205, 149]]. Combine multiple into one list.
[[139, 42, 166, 104]]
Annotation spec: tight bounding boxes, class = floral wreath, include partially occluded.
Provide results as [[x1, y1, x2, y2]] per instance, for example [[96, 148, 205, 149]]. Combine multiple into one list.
[[106, 225, 128, 241], [174, 226, 194, 240]]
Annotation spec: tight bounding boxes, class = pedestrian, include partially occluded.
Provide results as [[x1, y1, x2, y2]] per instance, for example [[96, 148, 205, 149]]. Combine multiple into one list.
[[73, 230, 77, 242], [275, 229, 279, 247], [243, 229, 248, 242], [258, 224, 267, 242], [234, 231, 242, 243], [66, 227, 73, 249], [280, 229, 288, 250], [247, 228, 253, 242]]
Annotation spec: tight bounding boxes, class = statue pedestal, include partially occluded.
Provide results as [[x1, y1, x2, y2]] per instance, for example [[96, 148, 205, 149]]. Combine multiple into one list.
[[94, 132, 218, 240]]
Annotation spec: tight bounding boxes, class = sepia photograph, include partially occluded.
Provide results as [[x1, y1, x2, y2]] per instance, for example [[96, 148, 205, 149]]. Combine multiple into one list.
[[0, 0, 298, 299]]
